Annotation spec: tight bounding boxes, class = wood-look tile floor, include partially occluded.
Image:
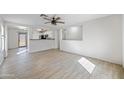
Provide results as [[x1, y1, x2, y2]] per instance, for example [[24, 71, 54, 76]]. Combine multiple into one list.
[[0, 48, 124, 79]]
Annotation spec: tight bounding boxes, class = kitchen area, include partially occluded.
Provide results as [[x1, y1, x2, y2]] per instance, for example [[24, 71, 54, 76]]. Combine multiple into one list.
[[29, 27, 58, 53]]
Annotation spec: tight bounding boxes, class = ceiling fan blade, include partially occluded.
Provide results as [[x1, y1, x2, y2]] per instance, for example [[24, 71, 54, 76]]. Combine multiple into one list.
[[55, 17, 61, 20], [56, 21, 65, 24], [40, 14, 48, 17], [43, 17, 51, 21], [45, 22, 51, 24], [44, 30, 47, 32]]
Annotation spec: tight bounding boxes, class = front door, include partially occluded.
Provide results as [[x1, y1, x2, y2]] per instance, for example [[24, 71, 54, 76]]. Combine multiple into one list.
[[18, 33, 27, 48]]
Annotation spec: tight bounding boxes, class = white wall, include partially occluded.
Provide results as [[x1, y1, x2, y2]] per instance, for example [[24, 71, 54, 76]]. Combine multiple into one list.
[[63, 26, 82, 40], [0, 18, 2, 53], [60, 15, 122, 65], [4, 25, 8, 57], [8, 29, 18, 49], [122, 15, 124, 67], [29, 40, 56, 53], [0, 18, 4, 65], [54, 30, 59, 49], [8, 28, 27, 49]]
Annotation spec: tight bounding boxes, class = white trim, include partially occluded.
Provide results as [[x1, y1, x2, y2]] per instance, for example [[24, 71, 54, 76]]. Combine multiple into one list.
[[122, 15, 124, 68]]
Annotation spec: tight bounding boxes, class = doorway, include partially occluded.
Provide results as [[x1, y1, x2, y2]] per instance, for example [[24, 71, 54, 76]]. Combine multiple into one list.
[[18, 33, 27, 48]]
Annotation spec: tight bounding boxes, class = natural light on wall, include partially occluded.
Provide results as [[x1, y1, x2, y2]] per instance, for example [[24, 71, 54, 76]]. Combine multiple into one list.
[[78, 57, 96, 74]]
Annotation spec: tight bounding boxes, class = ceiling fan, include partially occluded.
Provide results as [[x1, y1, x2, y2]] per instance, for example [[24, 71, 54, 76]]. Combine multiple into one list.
[[40, 14, 65, 25], [37, 28, 47, 33]]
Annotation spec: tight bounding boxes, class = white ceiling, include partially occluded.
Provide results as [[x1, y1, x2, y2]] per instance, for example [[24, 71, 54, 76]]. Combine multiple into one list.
[[0, 14, 111, 28]]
